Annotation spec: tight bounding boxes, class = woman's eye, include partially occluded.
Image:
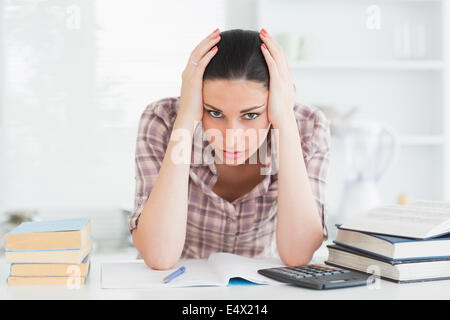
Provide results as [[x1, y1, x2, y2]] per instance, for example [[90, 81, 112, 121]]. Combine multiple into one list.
[[208, 111, 223, 118], [243, 113, 260, 120]]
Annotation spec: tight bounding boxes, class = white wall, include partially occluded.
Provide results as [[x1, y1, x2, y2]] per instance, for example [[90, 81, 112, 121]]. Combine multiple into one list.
[[0, 0, 225, 239], [256, 0, 447, 222], [0, 0, 5, 217]]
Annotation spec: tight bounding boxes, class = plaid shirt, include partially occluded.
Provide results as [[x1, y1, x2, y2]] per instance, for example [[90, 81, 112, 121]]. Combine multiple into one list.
[[129, 96, 331, 259]]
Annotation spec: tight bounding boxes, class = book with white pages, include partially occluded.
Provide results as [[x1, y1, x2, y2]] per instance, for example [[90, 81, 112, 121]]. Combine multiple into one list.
[[339, 200, 450, 239], [101, 252, 289, 288]]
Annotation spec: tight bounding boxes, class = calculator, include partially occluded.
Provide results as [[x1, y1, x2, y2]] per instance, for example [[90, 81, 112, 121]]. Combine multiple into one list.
[[257, 264, 372, 290]]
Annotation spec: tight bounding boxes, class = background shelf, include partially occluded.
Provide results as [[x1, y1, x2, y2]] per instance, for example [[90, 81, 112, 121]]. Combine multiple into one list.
[[256, 0, 449, 216], [290, 60, 444, 71]]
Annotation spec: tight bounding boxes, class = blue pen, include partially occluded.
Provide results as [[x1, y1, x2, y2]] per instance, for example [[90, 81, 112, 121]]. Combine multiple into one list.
[[162, 266, 186, 283]]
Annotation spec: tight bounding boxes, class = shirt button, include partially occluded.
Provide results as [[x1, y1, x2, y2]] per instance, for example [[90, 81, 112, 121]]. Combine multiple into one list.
[[226, 217, 233, 223]]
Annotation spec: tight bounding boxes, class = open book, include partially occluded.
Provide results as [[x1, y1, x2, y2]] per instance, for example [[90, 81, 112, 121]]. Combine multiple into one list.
[[101, 252, 288, 288], [339, 200, 450, 239]]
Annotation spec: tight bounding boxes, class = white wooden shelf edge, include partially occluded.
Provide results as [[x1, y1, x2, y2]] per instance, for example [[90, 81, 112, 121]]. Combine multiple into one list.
[[332, 134, 445, 145], [397, 134, 445, 145], [290, 60, 444, 71]]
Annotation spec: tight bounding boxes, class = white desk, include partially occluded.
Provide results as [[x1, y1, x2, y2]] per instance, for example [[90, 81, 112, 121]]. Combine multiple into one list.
[[1, 246, 450, 300]]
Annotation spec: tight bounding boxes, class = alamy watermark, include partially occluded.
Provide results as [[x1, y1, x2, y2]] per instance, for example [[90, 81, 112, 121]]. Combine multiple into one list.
[[66, 4, 81, 30], [169, 120, 279, 176], [366, 5, 381, 30], [366, 264, 381, 289], [66, 265, 83, 289]]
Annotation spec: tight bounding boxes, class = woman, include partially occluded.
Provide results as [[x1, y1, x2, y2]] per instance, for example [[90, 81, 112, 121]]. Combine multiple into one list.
[[129, 28, 331, 270]]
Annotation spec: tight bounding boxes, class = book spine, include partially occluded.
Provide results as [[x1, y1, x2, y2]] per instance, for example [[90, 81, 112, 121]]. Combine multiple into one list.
[[7, 276, 86, 286]]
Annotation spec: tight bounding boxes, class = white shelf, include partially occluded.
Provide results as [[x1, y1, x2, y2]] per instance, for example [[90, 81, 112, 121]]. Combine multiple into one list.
[[398, 134, 445, 146], [290, 60, 444, 71], [332, 134, 444, 146], [285, 0, 442, 2], [256, 0, 449, 201]]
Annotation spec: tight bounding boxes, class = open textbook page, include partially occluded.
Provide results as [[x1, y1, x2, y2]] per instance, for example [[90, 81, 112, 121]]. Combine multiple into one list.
[[340, 201, 450, 239], [101, 252, 286, 289]]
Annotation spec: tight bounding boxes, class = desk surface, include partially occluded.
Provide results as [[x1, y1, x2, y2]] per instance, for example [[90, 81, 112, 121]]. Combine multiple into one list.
[[1, 247, 450, 300]]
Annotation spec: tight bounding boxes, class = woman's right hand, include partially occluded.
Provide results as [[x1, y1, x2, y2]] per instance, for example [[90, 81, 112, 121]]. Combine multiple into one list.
[[178, 28, 221, 123]]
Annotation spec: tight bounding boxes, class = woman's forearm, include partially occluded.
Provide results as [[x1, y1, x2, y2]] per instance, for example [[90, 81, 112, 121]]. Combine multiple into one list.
[[274, 112, 324, 266], [132, 111, 197, 270]]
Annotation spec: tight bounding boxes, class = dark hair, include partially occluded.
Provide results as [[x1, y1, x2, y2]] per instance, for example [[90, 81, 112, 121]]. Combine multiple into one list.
[[203, 29, 269, 89]]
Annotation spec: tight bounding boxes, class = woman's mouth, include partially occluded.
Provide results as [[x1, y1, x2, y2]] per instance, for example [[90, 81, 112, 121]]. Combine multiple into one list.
[[222, 149, 245, 159]]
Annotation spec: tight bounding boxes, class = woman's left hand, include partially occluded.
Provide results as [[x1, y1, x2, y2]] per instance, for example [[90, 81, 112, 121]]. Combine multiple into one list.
[[259, 28, 296, 129]]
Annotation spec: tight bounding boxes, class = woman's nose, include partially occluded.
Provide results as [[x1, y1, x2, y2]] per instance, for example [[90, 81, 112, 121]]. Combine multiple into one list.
[[224, 121, 250, 150], [226, 118, 246, 131], [225, 121, 245, 140]]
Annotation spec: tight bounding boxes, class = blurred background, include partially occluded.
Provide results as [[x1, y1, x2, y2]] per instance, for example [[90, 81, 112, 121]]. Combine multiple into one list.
[[0, 0, 449, 251]]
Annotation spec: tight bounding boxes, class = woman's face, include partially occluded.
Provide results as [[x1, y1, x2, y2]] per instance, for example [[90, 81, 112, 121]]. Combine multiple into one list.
[[202, 79, 270, 166]]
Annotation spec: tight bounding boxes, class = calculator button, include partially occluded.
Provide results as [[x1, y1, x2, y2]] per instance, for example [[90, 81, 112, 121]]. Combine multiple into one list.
[[278, 270, 293, 275], [314, 267, 328, 272], [297, 273, 311, 278], [279, 270, 292, 276], [292, 267, 307, 272], [336, 269, 350, 274]]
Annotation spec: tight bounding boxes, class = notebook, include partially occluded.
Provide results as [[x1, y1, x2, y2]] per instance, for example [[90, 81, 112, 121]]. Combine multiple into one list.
[[101, 252, 288, 288]]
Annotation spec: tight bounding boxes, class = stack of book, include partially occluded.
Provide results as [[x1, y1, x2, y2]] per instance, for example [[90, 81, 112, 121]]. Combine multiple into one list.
[[326, 200, 450, 283], [5, 218, 92, 286]]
